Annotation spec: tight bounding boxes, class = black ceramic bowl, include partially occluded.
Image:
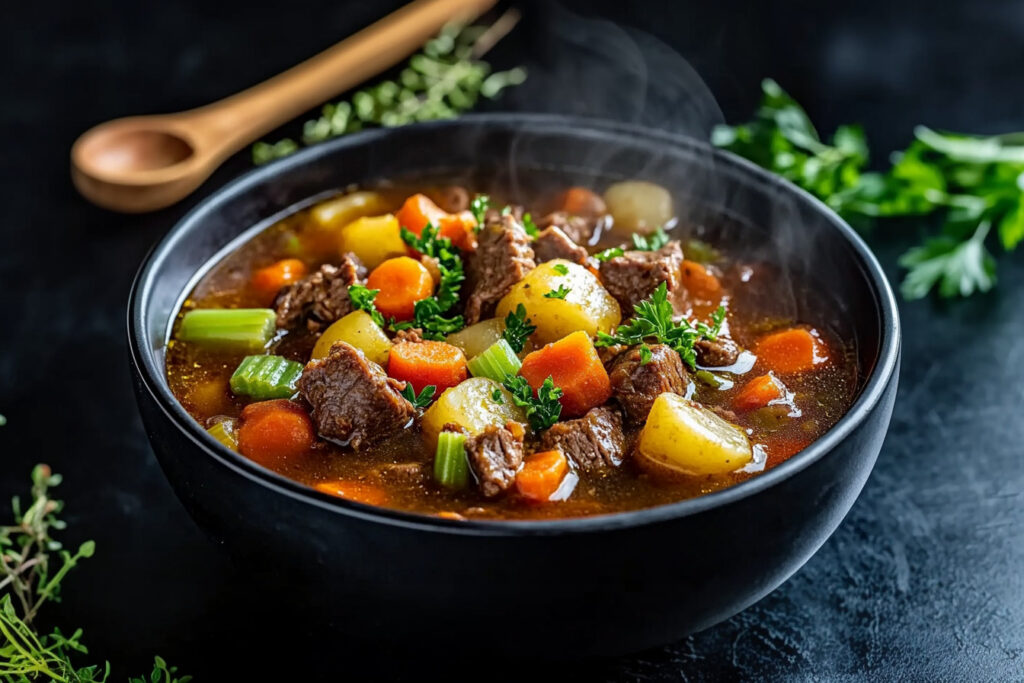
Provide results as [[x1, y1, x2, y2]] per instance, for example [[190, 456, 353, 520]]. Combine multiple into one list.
[[128, 114, 900, 655]]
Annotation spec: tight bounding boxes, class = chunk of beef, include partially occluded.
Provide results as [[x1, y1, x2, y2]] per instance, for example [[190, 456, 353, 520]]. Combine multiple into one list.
[[393, 327, 425, 344], [539, 406, 626, 473], [599, 241, 688, 315], [695, 335, 740, 368], [484, 205, 524, 223], [465, 421, 525, 497], [436, 185, 470, 213], [608, 344, 688, 423], [538, 211, 597, 245], [297, 342, 415, 450], [274, 255, 365, 332], [532, 225, 588, 264], [464, 213, 536, 324]]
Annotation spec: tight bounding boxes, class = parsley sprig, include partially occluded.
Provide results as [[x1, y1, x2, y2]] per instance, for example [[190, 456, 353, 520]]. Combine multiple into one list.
[[394, 223, 466, 339], [521, 212, 540, 238], [502, 304, 536, 353], [348, 284, 385, 327], [503, 375, 563, 431], [594, 246, 625, 262], [631, 227, 670, 251], [595, 282, 726, 369], [401, 384, 437, 411], [544, 284, 571, 299], [470, 194, 490, 228], [713, 78, 1024, 300]]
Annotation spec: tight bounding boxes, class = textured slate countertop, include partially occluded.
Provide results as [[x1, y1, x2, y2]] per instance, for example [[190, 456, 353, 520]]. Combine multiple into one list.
[[2, 0, 1021, 679]]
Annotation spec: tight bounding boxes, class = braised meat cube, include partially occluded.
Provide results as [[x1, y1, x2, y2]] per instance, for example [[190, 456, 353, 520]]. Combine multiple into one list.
[[274, 255, 366, 332], [539, 405, 626, 473], [599, 241, 688, 315], [297, 341, 415, 450], [464, 212, 536, 324], [532, 225, 588, 264], [608, 344, 688, 423], [538, 211, 597, 245], [695, 335, 740, 368], [465, 421, 526, 497]]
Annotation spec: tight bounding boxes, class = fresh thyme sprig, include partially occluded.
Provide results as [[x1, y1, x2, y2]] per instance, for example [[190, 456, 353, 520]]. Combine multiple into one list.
[[254, 20, 526, 165]]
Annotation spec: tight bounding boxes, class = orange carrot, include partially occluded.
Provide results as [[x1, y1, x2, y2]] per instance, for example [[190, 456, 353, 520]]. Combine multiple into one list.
[[519, 331, 612, 418], [366, 256, 435, 320], [755, 328, 828, 374], [732, 373, 787, 412], [516, 450, 569, 502], [680, 259, 722, 301], [251, 258, 307, 298], [314, 479, 388, 506], [237, 399, 315, 467], [397, 194, 477, 251], [388, 340, 468, 394], [559, 186, 606, 216]]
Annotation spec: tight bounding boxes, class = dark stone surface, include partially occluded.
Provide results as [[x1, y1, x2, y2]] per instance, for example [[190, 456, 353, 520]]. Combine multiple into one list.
[[1, 0, 1021, 679]]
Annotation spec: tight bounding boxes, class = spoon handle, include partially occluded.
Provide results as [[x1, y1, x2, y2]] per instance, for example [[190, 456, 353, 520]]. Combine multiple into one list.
[[183, 0, 497, 156]]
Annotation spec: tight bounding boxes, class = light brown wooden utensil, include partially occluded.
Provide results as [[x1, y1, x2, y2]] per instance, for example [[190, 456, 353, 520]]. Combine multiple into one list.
[[71, 0, 497, 213]]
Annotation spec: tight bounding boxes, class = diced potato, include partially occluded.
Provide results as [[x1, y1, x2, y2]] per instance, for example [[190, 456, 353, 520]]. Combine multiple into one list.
[[338, 214, 407, 269], [446, 318, 505, 359], [603, 180, 674, 235], [421, 377, 526, 448], [638, 393, 752, 476], [311, 191, 390, 229], [312, 310, 392, 366], [495, 260, 621, 345]]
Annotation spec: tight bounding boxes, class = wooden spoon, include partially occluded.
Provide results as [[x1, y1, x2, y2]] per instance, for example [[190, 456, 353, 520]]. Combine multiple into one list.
[[71, 0, 497, 213]]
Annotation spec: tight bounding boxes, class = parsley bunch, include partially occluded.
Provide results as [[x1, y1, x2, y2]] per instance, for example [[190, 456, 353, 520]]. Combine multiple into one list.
[[595, 282, 726, 369], [253, 21, 526, 164], [348, 284, 385, 327], [502, 376, 563, 431], [502, 304, 536, 353], [394, 223, 465, 339], [713, 79, 1024, 300]]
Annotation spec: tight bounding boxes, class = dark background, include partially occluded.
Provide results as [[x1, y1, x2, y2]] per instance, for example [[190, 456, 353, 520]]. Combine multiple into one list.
[[2, 0, 1023, 679]]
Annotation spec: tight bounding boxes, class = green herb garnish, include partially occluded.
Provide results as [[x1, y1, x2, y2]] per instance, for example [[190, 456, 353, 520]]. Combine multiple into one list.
[[401, 384, 437, 411], [522, 212, 539, 238], [254, 22, 526, 164], [544, 285, 571, 299], [552, 263, 569, 275], [502, 375, 563, 431], [639, 344, 653, 365], [631, 227, 670, 251], [595, 282, 726, 369], [594, 246, 625, 262], [348, 284, 385, 327], [394, 223, 466, 339], [502, 303, 537, 353], [491, 388, 504, 404], [470, 194, 490, 228], [713, 78, 1024, 300]]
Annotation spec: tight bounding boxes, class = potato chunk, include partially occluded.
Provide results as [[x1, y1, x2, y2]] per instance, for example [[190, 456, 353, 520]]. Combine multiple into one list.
[[421, 377, 526, 448], [603, 181, 674, 235], [638, 393, 752, 476], [312, 310, 392, 366], [495, 260, 621, 345], [311, 191, 390, 229], [337, 214, 407, 269], [446, 318, 505, 359]]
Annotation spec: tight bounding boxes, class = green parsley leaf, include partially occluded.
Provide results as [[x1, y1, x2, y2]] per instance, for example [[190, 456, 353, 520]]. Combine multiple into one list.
[[631, 227, 670, 251], [552, 263, 569, 275], [470, 194, 490, 228], [594, 246, 625, 262], [502, 303, 537, 353], [397, 223, 466, 339], [638, 345, 652, 365], [544, 284, 571, 299], [502, 375, 563, 431], [347, 284, 385, 327], [899, 221, 996, 299], [522, 212, 540, 238], [401, 383, 437, 411], [491, 388, 504, 404], [595, 282, 723, 369]]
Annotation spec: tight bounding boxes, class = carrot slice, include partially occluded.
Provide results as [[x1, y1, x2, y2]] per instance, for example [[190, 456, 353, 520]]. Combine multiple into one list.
[[397, 194, 477, 251], [519, 331, 612, 418], [237, 399, 315, 467], [516, 450, 569, 502], [366, 256, 435, 320], [250, 258, 307, 299], [314, 480, 388, 506], [732, 373, 787, 412], [559, 186, 606, 216], [388, 340, 468, 394], [680, 259, 722, 301], [755, 328, 828, 374]]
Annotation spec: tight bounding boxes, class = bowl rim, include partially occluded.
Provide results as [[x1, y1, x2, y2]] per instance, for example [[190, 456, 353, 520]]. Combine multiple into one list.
[[128, 112, 901, 537]]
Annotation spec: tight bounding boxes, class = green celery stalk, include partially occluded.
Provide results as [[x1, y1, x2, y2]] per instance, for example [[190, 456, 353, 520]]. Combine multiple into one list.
[[178, 308, 276, 352], [229, 355, 303, 399], [467, 339, 522, 383], [434, 431, 469, 489]]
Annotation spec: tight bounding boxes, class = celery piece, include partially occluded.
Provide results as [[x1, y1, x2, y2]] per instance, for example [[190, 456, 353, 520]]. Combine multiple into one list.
[[434, 430, 469, 489], [206, 420, 238, 451], [178, 308, 276, 352], [229, 355, 303, 399], [467, 339, 522, 383]]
